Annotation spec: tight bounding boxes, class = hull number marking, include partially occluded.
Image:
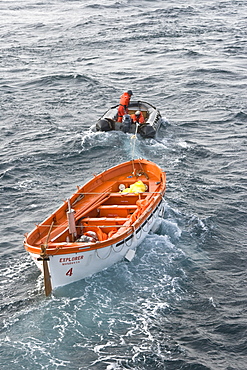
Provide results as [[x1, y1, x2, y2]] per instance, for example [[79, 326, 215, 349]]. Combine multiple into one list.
[[66, 268, 73, 276]]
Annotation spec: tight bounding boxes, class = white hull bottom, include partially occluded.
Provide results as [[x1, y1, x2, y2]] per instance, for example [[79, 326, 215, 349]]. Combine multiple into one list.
[[30, 201, 164, 291]]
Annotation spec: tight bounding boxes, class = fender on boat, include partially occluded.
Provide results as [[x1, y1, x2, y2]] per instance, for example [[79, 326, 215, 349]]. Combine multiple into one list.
[[96, 118, 115, 132], [138, 124, 156, 138]]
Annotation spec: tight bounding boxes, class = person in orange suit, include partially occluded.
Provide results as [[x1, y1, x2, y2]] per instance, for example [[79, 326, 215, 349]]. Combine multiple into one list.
[[131, 110, 145, 125], [117, 90, 133, 122]]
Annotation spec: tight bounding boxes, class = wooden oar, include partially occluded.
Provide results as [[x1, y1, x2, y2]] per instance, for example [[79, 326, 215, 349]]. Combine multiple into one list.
[[38, 220, 54, 296]]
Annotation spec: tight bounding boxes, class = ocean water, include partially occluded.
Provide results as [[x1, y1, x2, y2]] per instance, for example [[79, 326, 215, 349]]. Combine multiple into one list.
[[1, 0, 247, 369]]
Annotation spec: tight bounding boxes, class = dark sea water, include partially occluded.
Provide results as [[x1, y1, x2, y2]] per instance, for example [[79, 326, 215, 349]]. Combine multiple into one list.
[[1, 0, 247, 369]]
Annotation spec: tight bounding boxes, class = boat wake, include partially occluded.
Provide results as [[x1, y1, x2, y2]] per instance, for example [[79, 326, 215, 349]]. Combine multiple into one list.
[[0, 192, 203, 370]]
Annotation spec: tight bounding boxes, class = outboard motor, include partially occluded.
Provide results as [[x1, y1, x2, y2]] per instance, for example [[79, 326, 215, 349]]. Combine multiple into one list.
[[120, 114, 132, 133], [96, 118, 114, 132], [138, 125, 156, 138]]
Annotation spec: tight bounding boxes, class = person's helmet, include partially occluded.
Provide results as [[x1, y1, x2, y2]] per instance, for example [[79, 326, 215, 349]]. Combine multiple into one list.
[[127, 90, 133, 95], [84, 231, 98, 242], [135, 110, 141, 116]]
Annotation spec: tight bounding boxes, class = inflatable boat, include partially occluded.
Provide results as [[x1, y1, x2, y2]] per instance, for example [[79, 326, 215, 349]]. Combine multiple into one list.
[[95, 100, 162, 138]]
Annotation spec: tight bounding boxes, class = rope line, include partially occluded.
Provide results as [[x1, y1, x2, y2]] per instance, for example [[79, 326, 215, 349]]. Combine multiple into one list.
[[96, 246, 112, 260], [131, 122, 139, 160]]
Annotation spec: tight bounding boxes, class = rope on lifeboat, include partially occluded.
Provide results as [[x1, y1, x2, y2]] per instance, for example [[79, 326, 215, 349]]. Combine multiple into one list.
[[153, 208, 158, 219], [143, 217, 151, 232], [112, 242, 125, 253], [96, 246, 112, 260], [149, 210, 155, 223], [135, 226, 142, 240], [124, 235, 133, 248], [159, 198, 166, 218]]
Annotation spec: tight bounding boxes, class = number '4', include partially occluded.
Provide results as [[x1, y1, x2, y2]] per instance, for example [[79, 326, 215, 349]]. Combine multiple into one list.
[[66, 268, 73, 276]]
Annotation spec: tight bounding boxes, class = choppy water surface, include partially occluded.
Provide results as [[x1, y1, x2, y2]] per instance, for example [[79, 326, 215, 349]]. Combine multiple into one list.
[[1, 0, 247, 369]]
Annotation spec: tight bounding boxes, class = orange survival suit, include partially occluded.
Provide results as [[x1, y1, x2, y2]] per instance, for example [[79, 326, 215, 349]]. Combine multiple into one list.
[[131, 111, 145, 124], [117, 90, 132, 122]]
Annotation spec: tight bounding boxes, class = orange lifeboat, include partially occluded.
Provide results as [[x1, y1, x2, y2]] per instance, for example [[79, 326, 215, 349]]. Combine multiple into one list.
[[24, 158, 166, 295]]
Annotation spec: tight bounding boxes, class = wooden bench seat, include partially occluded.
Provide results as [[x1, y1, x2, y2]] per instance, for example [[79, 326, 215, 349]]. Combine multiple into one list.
[[97, 204, 138, 217], [98, 205, 138, 209], [82, 217, 129, 226]]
